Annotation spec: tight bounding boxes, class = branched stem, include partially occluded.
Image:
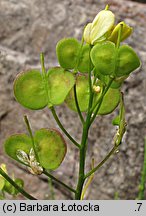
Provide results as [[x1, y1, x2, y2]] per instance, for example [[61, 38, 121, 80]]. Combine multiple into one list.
[[85, 145, 117, 179], [0, 168, 37, 200], [43, 170, 76, 193], [24, 115, 39, 162], [75, 45, 94, 199], [73, 85, 85, 124], [90, 77, 114, 125], [50, 106, 80, 148]]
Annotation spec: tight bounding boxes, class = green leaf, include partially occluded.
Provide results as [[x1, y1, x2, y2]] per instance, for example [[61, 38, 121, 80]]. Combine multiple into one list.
[[56, 38, 80, 69], [65, 75, 89, 112], [117, 45, 141, 77], [93, 88, 121, 115], [14, 70, 48, 110], [4, 134, 32, 163], [34, 128, 67, 170], [78, 44, 93, 73], [47, 67, 75, 105], [91, 41, 116, 75]]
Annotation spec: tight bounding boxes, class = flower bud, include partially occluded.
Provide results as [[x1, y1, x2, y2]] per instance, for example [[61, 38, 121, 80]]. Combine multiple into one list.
[[108, 21, 133, 43], [83, 10, 115, 45], [93, 85, 101, 93]]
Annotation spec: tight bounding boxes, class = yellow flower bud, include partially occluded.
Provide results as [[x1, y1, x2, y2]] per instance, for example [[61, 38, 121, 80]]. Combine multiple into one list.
[[108, 21, 133, 43], [83, 10, 115, 45], [93, 85, 101, 93]]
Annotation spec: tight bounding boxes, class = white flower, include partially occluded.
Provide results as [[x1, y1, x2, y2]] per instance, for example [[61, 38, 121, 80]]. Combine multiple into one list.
[[83, 10, 115, 45]]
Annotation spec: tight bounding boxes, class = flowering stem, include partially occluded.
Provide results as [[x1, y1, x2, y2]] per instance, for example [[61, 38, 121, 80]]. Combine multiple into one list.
[[43, 170, 76, 193], [23, 115, 39, 162], [85, 145, 117, 179], [73, 85, 85, 124], [75, 45, 94, 200], [90, 77, 114, 126], [50, 106, 80, 148], [0, 168, 37, 200]]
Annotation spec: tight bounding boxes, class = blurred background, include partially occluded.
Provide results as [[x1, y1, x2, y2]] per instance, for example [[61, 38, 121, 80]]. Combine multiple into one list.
[[0, 0, 146, 199]]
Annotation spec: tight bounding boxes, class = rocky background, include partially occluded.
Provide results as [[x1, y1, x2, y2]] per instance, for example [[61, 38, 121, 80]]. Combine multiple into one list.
[[0, 0, 146, 199]]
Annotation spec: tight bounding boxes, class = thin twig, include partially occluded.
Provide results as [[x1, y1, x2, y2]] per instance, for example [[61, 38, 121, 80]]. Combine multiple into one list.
[[0, 168, 37, 200], [43, 170, 76, 193], [50, 107, 80, 148], [84, 145, 117, 179], [73, 85, 85, 124]]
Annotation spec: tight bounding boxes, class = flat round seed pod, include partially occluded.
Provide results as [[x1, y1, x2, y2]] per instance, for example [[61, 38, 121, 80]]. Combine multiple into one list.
[[34, 128, 67, 170], [14, 70, 48, 110], [117, 45, 141, 77], [47, 67, 75, 105], [91, 41, 116, 75], [94, 88, 121, 115], [65, 75, 89, 112], [4, 134, 32, 163], [56, 38, 80, 69], [94, 68, 128, 89], [78, 44, 93, 73]]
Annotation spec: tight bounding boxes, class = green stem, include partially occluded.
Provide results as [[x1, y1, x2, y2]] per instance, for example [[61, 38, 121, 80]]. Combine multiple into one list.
[[75, 44, 94, 199], [138, 138, 146, 200], [23, 115, 39, 162], [0, 168, 37, 200], [48, 177, 55, 199], [74, 35, 84, 74], [85, 145, 117, 179], [50, 107, 80, 148], [116, 24, 123, 49], [75, 119, 90, 199], [73, 85, 84, 124], [43, 170, 76, 193], [90, 77, 114, 125], [40, 53, 46, 76], [73, 35, 85, 124]]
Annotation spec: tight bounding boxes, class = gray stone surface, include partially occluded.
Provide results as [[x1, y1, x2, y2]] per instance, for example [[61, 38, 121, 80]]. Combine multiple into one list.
[[0, 0, 146, 199]]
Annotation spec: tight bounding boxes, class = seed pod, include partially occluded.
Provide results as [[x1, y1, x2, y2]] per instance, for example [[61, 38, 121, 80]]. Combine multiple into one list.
[[91, 41, 116, 75], [117, 45, 141, 77], [34, 128, 67, 170], [14, 70, 48, 110], [77, 44, 93, 73], [93, 87, 121, 115], [56, 38, 80, 69], [4, 134, 32, 163], [47, 67, 75, 105], [65, 75, 89, 112]]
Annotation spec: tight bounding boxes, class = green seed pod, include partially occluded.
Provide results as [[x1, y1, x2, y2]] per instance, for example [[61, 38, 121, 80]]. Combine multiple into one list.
[[65, 75, 89, 112], [47, 67, 75, 105], [94, 68, 128, 89], [93, 87, 121, 115], [91, 41, 116, 75], [56, 38, 80, 69], [4, 134, 32, 163], [14, 70, 48, 110], [77, 44, 93, 73], [34, 128, 67, 170], [116, 45, 141, 77]]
